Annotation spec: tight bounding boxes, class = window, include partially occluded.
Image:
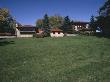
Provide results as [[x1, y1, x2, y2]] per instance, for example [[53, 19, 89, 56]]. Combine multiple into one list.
[[58, 32, 60, 34], [53, 32, 55, 34]]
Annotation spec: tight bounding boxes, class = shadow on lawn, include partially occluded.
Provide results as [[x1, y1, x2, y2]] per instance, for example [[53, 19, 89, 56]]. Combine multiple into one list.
[[0, 39, 15, 46], [95, 33, 110, 39]]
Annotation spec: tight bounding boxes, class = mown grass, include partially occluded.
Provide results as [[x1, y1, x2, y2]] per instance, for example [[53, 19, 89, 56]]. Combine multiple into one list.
[[0, 36, 110, 82]]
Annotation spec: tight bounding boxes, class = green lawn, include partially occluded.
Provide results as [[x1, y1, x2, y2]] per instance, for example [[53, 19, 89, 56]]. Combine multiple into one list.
[[0, 36, 110, 82]]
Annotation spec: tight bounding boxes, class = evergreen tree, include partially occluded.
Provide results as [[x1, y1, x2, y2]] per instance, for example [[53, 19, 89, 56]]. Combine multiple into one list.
[[99, 0, 110, 16], [89, 15, 97, 31], [96, 0, 110, 35], [43, 14, 50, 30], [62, 16, 73, 33]]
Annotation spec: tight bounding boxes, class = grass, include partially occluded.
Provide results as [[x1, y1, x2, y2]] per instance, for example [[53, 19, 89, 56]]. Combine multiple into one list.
[[0, 36, 110, 82]]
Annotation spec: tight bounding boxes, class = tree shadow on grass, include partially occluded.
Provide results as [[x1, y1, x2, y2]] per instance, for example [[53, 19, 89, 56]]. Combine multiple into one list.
[[95, 33, 110, 39], [0, 39, 15, 46]]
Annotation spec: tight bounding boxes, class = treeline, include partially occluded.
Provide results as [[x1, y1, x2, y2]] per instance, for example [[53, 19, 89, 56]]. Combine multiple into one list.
[[89, 0, 110, 35], [36, 0, 110, 35], [0, 0, 110, 36], [36, 14, 73, 33]]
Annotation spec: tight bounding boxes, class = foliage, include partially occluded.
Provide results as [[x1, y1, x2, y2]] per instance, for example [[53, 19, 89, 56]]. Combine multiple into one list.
[[34, 33, 45, 38], [99, 0, 110, 16], [43, 14, 50, 29], [89, 15, 97, 31], [0, 36, 110, 82], [36, 14, 64, 29], [36, 19, 43, 28], [96, 0, 110, 35], [0, 8, 16, 33], [97, 16, 110, 34], [49, 15, 64, 28], [36, 14, 64, 36], [62, 16, 73, 33]]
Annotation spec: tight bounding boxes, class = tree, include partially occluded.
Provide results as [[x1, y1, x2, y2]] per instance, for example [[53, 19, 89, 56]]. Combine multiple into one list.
[[89, 15, 97, 31], [99, 0, 110, 16], [36, 19, 43, 28], [0, 8, 16, 33], [36, 15, 64, 30], [96, 0, 110, 35], [62, 16, 73, 33], [49, 15, 64, 28], [43, 14, 50, 30]]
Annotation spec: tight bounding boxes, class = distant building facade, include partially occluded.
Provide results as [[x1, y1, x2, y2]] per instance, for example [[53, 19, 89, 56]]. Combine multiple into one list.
[[16, 25, 36, 37], [72, 22, 89, 31], [50, 28, 64, 37]]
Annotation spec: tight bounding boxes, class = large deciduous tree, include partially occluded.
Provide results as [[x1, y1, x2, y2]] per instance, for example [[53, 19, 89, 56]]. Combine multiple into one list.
[[36, 14, 64, 29], [49, 15, 64, 28], [0, 8, 16, 33], [36, 19, 43, 29], [96, 0, 110, 35]]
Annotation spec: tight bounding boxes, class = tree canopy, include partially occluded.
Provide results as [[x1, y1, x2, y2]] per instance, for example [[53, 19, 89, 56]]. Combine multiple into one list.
[[36, 15, 74, 33], [49, 15, 63, 28], [99, 0, 110, 16], [0, 8, 16, 33], [89, 15, 97, 31], [36, 14, 64, 29], [36, 19, 43, 29], [62, 16, 73, 33], [43, 14, 50, 29], [96, 0, 110, 35]]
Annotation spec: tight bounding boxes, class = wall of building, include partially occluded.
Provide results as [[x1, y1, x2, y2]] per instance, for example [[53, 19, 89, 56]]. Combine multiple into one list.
[[50, 32, 64, 37], [16, 28, 34, 37], [19, 34, 33, 37], [72, 23, 89, 31], [16, 28, 21, 37]]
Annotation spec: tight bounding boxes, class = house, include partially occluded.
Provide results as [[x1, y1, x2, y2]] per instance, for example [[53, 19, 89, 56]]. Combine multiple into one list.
[[16, 25, 36, 37], [36, 28, 44, 34], [72, 21, 89, 31], [35, 28, 45, 38], [50, 28, 64, 37]]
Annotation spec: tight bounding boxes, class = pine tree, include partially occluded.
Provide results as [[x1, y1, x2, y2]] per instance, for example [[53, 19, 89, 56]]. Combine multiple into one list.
[[43, 14, 50, 30], [63, 16, 73, 33], [96, 0, 110, 35], [89, 15, 96, 31]]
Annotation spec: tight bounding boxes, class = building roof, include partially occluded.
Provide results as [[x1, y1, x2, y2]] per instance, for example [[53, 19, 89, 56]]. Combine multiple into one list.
[[51, 28, 63, 32], [22, 25, 35, 27], [73, 21, 89, 25], [17, 25, 36, 33]]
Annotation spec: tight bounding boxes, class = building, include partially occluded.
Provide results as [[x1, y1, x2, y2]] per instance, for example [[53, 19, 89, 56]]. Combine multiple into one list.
[[16, 25, 36, 37], [72, 21, 89, 31], [50, 28, 64, 37], [35, 28, 45, 38], [36, 28, 44, 34]]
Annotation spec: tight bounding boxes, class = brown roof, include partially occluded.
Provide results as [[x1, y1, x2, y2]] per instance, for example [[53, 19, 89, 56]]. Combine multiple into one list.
[[17, 26, 36, 33], [51, 28, 62, 32], [22, 25, 35, 27], [73, 21, 89, 25]]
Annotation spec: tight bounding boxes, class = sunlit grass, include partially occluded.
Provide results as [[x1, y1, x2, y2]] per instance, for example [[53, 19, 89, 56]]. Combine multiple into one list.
[[0, 36, 110, 82]]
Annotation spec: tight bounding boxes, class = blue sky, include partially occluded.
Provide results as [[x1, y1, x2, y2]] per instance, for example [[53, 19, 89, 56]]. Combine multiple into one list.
[[0, 0, 105, 25]]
